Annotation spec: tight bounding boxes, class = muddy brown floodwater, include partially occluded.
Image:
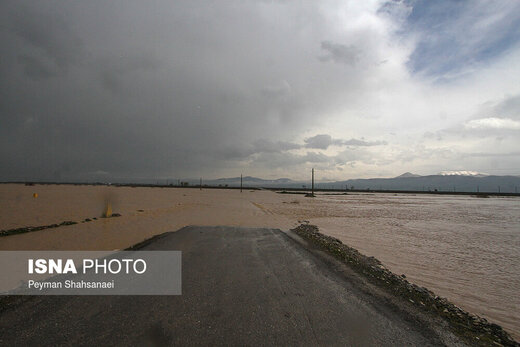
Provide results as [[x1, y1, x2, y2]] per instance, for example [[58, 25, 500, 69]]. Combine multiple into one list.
[[265, 192, 520, 340], [1, 184, 518, 339]]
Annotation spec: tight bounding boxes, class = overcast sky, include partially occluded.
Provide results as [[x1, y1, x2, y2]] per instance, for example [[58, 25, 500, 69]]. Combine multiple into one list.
[[1, 0, 520, 181]]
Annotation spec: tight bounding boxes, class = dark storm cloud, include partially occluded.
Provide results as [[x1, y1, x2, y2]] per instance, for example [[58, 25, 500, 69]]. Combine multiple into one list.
[[2, 0, 384, 181], [97, 53, 161, 93], [16, 55, 55, 80], [0, 1, 309, 180], [8, 3, 83, 69]]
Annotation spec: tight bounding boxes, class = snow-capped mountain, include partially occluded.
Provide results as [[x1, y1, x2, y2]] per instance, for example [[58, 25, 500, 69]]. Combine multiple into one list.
[[438, 171, 488, 177]]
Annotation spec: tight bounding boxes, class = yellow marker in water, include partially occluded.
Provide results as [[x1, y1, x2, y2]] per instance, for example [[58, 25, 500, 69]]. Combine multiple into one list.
[[33, 193, 38, 198], [104, 202, 112, 218]]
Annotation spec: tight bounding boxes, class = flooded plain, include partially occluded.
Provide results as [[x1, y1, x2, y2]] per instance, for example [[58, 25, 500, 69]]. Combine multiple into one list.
[[1, 184, 518, 338], [266, 192, 520, 339]]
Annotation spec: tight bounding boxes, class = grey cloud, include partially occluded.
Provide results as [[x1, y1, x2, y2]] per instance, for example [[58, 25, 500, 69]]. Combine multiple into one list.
[[8, 3, 83, 69], [17, 55, 54, 80], [439, 94, 520, 140], [303, 151, 330, 163], [489, 94, 520, 120], [333, 148, 373, 166], [304, 134, 337, 149], [0, 0, 321, 180], [97, 53, 161, 93], [319, 41, 359, 66], [343, 139, 387, 146], [221, 135, 385, 165], [423, 131, 442, 140], [253, 151, 333, 169], [396, 146, 457, 163], [304, 134, 386, 149], [212, 139, 301, 161], [468, 151, 520, 158], [246, 139, 390, 171], [462, 94, 520, 128], [261, 80, 291, 99], [252, 139, 301, 153]]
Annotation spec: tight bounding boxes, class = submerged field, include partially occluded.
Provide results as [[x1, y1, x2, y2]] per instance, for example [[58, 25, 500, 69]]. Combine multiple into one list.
[[1, 184, 518, 339], [262, 192, 520, 339]]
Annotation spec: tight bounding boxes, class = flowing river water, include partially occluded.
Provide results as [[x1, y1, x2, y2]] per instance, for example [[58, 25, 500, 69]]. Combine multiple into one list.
[[276, 193, 520, 339]]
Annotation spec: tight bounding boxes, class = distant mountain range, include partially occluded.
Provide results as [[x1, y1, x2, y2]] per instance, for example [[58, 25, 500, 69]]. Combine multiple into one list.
[[329, 174, 519, 193], [18, 172, 519, 193], [202, 172, 520, 193]]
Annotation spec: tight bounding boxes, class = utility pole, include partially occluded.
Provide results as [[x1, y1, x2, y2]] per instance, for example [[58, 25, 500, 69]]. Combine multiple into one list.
[[240, 174, 243, 193], [312, 168, 315, 197]]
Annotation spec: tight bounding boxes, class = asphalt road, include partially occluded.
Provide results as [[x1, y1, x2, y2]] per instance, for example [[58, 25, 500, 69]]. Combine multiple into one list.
[[0, 226, 465, 346]]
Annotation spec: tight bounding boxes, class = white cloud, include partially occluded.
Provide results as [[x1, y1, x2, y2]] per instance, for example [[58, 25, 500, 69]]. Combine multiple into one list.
[[465, 117, 520, 130]]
